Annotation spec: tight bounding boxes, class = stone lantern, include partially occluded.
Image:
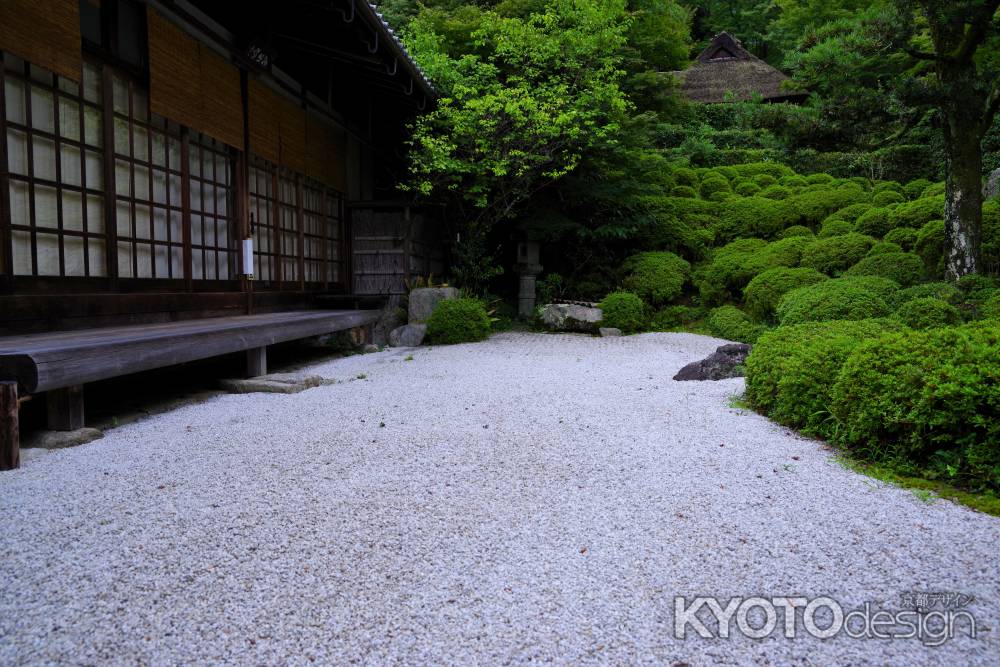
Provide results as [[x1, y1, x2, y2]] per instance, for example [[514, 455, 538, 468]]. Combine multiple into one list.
[[514, 240, 543, 318]]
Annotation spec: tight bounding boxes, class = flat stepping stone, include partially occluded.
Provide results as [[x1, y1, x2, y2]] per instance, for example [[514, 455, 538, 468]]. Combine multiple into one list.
[[219, 373, 328, 394]]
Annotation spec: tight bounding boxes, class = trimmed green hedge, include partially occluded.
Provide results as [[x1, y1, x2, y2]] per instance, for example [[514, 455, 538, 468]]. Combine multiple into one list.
[[897, 281, 962, 305], [892, 297, 962, 329], [799, 233, 876, 276], [855, 207, 893, 238], [776, 277, 897, 324], [426, 298, 492, 345], [915, 219, 946, 278], [707, 305, 766, 343], [818, 219, 855, 238], [888, 195, 945, 229], [842, 252, 924, 287], [743, 267, 828, 323], [622, 251, 691, 306], [598, 291, 647, 334], [883, 227, 918, 250], [697, 238, 769, 305]]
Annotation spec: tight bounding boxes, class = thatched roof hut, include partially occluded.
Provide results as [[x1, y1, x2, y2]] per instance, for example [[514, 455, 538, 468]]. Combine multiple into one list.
[[672, 32, 808, 104]]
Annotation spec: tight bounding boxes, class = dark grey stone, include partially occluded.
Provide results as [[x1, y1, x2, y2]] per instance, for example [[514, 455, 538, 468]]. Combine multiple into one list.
[[985, 168, 1000, 201], [408, 287, 459, 324], [673, 343, 752, 381], [539, 303, 602, 332], [599, 327, 622, 337], [389, 323, 427, 347]]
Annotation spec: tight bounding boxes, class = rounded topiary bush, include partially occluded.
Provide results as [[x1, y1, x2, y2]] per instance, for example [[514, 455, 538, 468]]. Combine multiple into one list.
[[799, 233, 876, 276], [672, 167, 698, 187], [740, 236, 812, 277], [873, 181, 904, 195], [981, 292, 1000, 320], [776, 277, 896, 324], [830, 324, 1000, 489], [759, 185, 792, 200], [842, 251, 924, 287], [867, 241, 903, 256], [715, 196, 794, 241], [622, 251, 691, 306], [706, 305, 765, 344], [745, 319, 904, 437], [779, 175, 808, 188], [921, 182, 945, 198], [598, 291, 647, 334], [892, 297, 962, 329], [896, 281, 962, 306], [733, 162, 794, 180], [826, 203, 872, 225], [671, 185, 698, 198], [854, 207, 893, 238], [786, 188, 868, 227], [743, 267, 828, 322], [734, 181, 761, 197], [872, 190, 905, 206], [700, 175, 732, 199], [981, 199, 1000, 267], [888, 195, 944, 229], [752, 174, 777, 188], [696, 238, 769, 305], [818, 219, 855, 238], [883, 227, 918, 250], [957, 274, 999, 301], [779, 225, 814, 239], [649, 305, 704, 331], [915, 219, 946, 278], [903, 178, 933, 200], [426, 298, 492, 345]]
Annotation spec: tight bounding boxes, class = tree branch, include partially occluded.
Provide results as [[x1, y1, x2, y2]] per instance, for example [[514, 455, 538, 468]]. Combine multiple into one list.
[[985, 81, 1000, 131], [954, 0, 1000, 63], [905, 48, 945, 62]]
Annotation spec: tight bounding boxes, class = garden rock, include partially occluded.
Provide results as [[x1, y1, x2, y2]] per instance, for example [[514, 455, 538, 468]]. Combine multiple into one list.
[[599, 327, 622, 337], [408, 287, 459, 324], [389, 323, 427, 347], [539, 303, 602, 332], [23, 427, 104, 450], [986, 168, 1000, 201], [220, 373, 325, 394], [673, 343, 752, 381]]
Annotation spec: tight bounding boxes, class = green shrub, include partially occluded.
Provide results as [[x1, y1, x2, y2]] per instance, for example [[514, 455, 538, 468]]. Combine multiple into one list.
[[697, 238, 769, 305], [981, 200, 1000, 267], [888, 195, 945, 229], [831, 324, 1000, 489], [776, 277, 896, 324], [867, 241, 903, 256], [854, 207, 893, 238], [914, 219, 946, 278], [779, 175, 808, 188], [897, 282, 962, 306], [734, 181, 761, 197], [981, 292, 1000, 320], [673, 167, 698, 187], [903, 178, 933, 200], [826, 203, 872, 225], [732, 162, 794, 180], [806, 173, 834, 185], [746, 319, 903, 437], [842, 252, 924, 287], [649, 305, 704, 331], [799, 233, 876, 276], [752, 174, 777, 188], [883, 227, 918, 250], [741, 236, 812, 277], [786, 188, 868, 227], [622, 251, 691, 306], [426, 298, 492, 345], [743, 267, 828, 322], [700, 175, 732, 199], [892, 297, 962, 329], [779, 225, 814, 239], [671, 185, 699, 198], [921, 182, 945, 198], [957, 274, 999, 300], [873, 181, 904, 195], [872, 190, 905, 206], [707, 305, 766, 343], [759, 185, 792, 200], [598, 291, 647, 334], [818, 219, 855, 238], [715, 196, 794, 241]]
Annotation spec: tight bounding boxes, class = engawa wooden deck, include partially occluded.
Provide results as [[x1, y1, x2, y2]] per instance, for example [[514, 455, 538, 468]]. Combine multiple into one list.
[[0, 309, 380, 470]]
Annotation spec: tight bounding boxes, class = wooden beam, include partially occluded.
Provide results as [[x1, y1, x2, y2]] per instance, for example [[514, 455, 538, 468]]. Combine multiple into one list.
[[246, 346, 267, 378], [47, 385, 85, 431], [0, 382, 18, 471]]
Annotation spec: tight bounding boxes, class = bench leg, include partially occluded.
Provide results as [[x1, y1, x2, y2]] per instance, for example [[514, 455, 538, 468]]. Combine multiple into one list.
[[47, 385, 85, 431], [1, 382, 18, 471], [246, 346, 267, 378]]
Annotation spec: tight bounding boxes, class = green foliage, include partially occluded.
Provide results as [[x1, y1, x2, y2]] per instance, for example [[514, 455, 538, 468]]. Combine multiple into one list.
[[892, 297, 962, 329], [598, 291, 648, 333], [745, 319, 904, 437], [982, 200, 1000, 268], [914, 219, 946, 278], [715, 197, 794, 241], [776, 277, 897, 324], [831, 324, 1000, 490], [649, 304, 704, 330], [842, 252, 924, 287], [697, 238, 768, 304], [707, 305, 766, 343], [778, 225, 814, 239], [883, 226, 918, 250], [903, 179, 933, 200], [896, 281, 962, 306], [732, 162, 795, 180], [671, 185, 699, 198], [872, 190, 905, 206], [818, 219, 855, 238], [854, 207, 892, 238], [673, 167, 699, 187], [622, 251, 691, 305], [734, 181, 762, 197], [981, 293, 1000, 320], [887, 196, 946, 230], [759, 185, 792, 200], [741, 236, 813, 276], [426, 298, 493, 344], [826, 203, 872, 225], [799, 232, 876, 275], [743, 266, 828, 322], [785, 188, 868, 227], [867, 241, 903, 256], [699, 175, 732, 198]]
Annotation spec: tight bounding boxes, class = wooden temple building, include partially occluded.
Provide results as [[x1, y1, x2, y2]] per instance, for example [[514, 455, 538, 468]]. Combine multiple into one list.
[[0, 0, 444, 467]]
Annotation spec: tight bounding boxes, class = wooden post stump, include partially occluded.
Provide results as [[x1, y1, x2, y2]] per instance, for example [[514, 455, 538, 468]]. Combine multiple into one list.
[[246, 346, 267, 378], [47, 385, 85, 431], [1, 382, 19, 471]]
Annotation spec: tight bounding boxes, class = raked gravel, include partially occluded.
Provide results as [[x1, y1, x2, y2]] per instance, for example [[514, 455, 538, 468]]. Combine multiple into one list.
[[1, 332, 999, 665]]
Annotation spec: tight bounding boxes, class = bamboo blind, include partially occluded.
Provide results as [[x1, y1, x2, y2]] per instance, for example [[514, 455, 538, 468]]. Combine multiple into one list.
[[148, 7, 244, 149], [306, 112, 347, 191], [0, 0, 82, 81], [248, 78, 281, 164], [278, 96, 307, 174]]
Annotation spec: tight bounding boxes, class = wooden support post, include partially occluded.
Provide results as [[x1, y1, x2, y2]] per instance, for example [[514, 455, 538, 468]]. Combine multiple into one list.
[[246, 346, 267, 378], [1, 382, 18, 471], [47, 385, 85, 431]]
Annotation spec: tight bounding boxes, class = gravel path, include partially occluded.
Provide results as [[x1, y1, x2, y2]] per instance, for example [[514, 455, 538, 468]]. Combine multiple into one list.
[[2, 332, 999, 665]]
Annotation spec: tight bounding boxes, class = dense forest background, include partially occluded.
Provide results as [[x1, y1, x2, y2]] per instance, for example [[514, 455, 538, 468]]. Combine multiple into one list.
[[376, 0, 1000, 297]]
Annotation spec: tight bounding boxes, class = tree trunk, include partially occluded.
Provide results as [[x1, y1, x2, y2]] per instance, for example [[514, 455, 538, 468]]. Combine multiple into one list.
[[940, 60, 987, 279]]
